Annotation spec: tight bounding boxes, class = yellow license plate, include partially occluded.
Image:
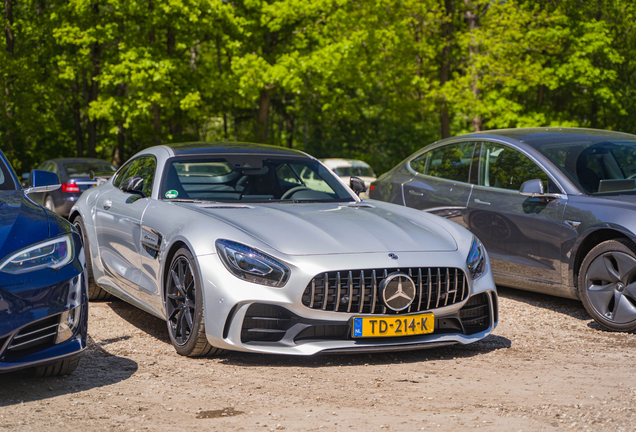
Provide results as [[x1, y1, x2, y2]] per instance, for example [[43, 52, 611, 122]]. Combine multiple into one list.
[[352, 313, 434, 338]]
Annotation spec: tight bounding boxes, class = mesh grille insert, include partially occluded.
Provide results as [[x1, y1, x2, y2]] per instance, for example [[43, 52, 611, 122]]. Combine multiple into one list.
[[302, 267, 468, 314]]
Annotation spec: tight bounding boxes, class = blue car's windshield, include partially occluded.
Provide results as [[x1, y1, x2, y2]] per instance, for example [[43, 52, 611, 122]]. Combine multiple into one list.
[[161, 156, 354, 203], [0, 152, 17, 191], [537, 140, 636, 195]]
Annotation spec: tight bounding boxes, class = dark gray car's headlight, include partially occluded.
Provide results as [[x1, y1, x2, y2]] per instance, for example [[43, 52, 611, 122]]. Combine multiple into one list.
[[215, 239, 290, 287], [466, 236, 485, 279], [0, 234, 74, 274]]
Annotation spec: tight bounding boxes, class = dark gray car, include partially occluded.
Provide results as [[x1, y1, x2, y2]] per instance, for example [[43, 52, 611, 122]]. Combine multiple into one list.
[[27, 158, 116, 217], [370, 127, 636, 332]]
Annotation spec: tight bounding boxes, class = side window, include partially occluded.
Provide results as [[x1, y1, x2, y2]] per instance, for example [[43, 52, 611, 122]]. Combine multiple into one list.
[[410, 153, 428, 174], [114, 157, 156, 196], [112, 160, 134, 189], [425, 142, 475, 182], [479, 143, 551, 191]]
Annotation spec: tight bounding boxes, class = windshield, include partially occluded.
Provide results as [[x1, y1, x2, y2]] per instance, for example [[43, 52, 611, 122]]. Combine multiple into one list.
[[161, 156, 355, 203], [333, 166, 376, 177], [0, 152, 16, 191], [537, 140, 636, 195], [63, 161, 116, 177]]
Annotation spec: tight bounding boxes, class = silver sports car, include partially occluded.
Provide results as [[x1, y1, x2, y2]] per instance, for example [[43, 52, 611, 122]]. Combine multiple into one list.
[[70, 142, 498, 356]]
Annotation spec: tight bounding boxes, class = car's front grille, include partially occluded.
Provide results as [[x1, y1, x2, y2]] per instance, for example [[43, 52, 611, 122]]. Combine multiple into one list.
[[302, 267, 469, 314], [459, 292, 491, 334], [6, 316, 58, 353]]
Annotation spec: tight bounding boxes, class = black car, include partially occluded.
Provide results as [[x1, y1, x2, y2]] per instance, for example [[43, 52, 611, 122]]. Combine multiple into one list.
[[370, 127, 636, 332], [0, 150, 88, 376], [27, 158, 116, 217]]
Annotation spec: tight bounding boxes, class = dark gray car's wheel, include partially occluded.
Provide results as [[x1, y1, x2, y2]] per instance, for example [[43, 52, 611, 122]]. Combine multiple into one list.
[[34, 357, 80, 377], [72, 216, 112, 301], [579, 239, 636, 332], [166, 247, 224, 357]]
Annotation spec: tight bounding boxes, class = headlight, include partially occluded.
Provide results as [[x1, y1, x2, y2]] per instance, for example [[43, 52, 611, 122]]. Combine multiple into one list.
[[216, 239, 290, 287], [0, 234, 74, 274], [466, 236, 485, 279]]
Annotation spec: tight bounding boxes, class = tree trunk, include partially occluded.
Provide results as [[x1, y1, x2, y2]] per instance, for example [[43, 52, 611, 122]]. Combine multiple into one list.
[[71, 81, 85, 157], [4, 0, 14, 153], [257, 89, 270, 142], [152, 103, 161, 145], [216, 36, 228, 140], [87, 3, 101, 157], [439, 0, 453, 139], [464, 1, 481, 132]]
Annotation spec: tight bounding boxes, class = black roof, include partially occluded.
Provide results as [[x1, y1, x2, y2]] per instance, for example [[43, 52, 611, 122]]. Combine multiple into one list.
[[469, 127, 636, 149], [167, 142, 308, 157]]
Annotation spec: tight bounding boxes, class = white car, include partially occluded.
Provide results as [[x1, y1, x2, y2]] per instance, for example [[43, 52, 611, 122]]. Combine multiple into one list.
[[321, 158, 377, 196], [70, 142, 498, 357]]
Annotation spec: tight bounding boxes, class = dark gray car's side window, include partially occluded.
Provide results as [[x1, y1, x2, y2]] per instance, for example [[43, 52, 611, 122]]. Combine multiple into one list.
[[478, 142, 551, 191], [423, 142, 475, 182]]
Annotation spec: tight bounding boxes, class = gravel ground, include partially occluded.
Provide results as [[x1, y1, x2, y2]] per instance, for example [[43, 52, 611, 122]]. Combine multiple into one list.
[[2, 286, 636, 432]]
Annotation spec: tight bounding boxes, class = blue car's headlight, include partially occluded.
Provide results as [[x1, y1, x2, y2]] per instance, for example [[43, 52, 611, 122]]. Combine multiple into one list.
[[215, 239, 290, 287], [0, 234, 74, 274], [466, 236, 485, 279]]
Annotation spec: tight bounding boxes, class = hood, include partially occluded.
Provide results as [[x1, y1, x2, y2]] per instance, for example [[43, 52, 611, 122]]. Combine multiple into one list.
[[193, 202, 457, 255], [0, 191, 49, 261]]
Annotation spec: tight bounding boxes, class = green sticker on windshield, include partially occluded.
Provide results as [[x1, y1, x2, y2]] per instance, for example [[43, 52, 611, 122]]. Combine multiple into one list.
[[165, 190, 179, 199]]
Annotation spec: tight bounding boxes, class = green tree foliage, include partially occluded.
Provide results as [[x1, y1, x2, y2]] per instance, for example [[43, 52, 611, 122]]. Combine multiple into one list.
[[1, 0, 635, 175]]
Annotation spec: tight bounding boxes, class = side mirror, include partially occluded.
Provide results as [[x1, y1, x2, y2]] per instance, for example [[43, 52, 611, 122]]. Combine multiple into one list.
[[120, 176, 146, 197], [23, 169, 61, 194], [349, 176, 366, 196], [519, 179, 544, 196], [519, 179, 561, 200]]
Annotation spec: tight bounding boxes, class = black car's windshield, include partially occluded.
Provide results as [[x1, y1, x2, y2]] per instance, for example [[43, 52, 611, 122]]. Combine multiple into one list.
[[537, 140, 636, 195], [0, 153, 17, 191], [161, 156, 354, 203], [63, 161, 116, 177]]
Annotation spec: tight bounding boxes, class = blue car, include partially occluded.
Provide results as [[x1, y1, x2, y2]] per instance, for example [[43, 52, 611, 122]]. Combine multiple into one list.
[[0, 149, 87, 376]]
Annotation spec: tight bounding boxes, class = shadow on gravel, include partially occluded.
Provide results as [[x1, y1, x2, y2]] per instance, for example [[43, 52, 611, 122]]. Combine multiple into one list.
[[105, 299, 171, 344], [497, 286, 590, 321], [0, 335, 138, 406], [219, 333, 511, 369]]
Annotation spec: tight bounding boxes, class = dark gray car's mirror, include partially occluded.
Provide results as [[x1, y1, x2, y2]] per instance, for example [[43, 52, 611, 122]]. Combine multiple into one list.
[[349, 176, 366, 196], [519, 179, 561, 199], [23, 169, 61, 194], [519, 179, 544, 196], [121, 176, 146, 197]]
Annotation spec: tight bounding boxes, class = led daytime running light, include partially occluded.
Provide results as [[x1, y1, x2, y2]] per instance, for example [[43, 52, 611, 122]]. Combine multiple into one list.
[[216, 239, 289, 287], [466, 236, 485, 279], [0, 234, 74, 274]]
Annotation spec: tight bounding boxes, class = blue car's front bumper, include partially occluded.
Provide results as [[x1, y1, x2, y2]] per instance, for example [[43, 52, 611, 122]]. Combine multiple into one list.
[[0, 232, 88, 373]]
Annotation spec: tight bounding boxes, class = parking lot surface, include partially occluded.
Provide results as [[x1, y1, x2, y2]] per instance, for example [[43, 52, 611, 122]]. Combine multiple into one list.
[[1, 287, 636, 431]]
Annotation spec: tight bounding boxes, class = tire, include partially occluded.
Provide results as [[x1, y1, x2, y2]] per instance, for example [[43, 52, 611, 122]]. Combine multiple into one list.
[[44, 195, 54, 212], [165, 247, 224, 357], [578, 239, 636, 332], [34, 357, 80, 377], [72, 216, 112, 301]]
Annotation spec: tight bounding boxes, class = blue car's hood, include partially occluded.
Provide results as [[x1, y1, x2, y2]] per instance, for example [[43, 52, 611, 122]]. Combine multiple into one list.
[[0, 191, 49, 261]]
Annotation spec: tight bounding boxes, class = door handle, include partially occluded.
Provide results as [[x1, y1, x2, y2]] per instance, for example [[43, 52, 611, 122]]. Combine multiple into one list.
[[474, 198, 490, 205], [408, 190, 424, 197], [102, 199, 112, 210]]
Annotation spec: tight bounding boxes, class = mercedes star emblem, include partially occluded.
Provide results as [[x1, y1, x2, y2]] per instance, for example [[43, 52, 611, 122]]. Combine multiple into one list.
[[380, 272, 416, 311]]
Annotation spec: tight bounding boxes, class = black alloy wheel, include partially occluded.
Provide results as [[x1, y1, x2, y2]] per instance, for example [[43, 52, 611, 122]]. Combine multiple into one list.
[[579, 239, 636, 332], [165, 247, 223, 357], [72, 216, 112, 300]]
